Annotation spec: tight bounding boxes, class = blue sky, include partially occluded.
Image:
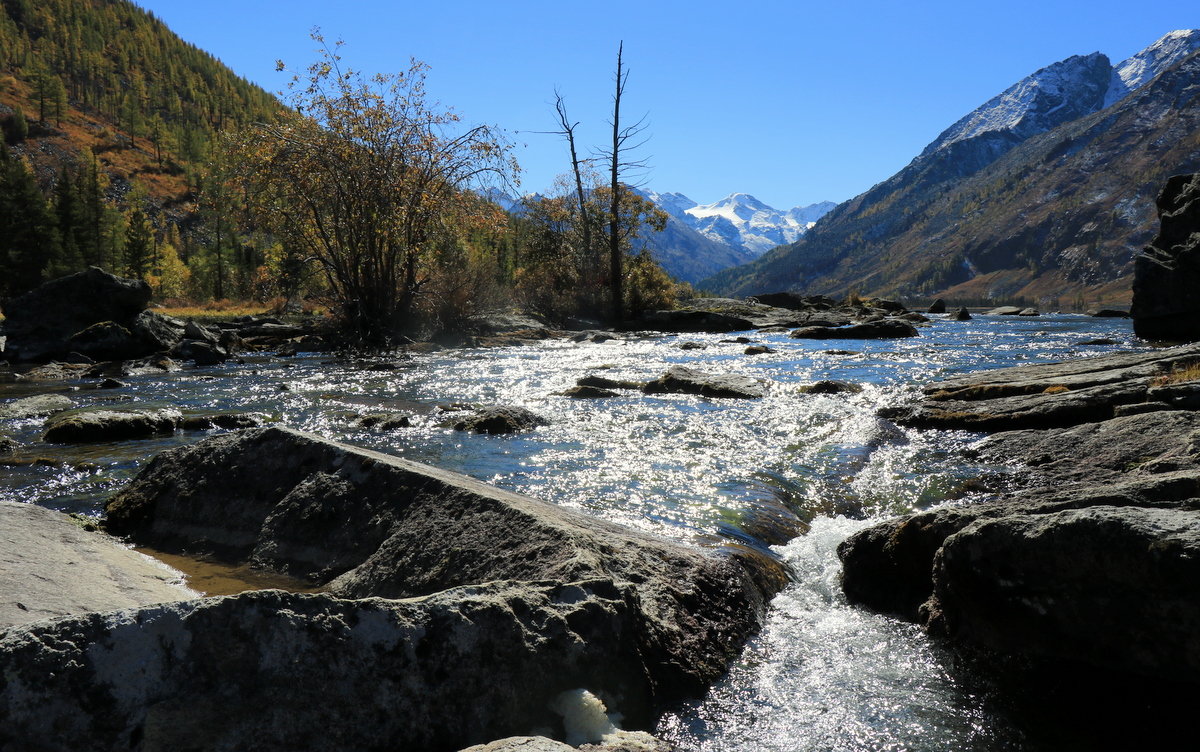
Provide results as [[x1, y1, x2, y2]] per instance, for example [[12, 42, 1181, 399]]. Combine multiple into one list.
[[140, 0, 1197, 209]]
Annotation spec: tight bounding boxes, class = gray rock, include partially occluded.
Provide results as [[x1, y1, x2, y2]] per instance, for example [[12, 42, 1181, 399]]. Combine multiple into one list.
[[789, 319, 918, 339], [1132, 173, 1200, 341], [174, 339, 230, 366], [883, 343, 1200, 431], [633, 309, 754, 334], [0, 500, 194, 628], [0, 581, 675, 751], [927, 298, 947, 314], [1017, 307, 1040, 316], [642, 365, 765, 399], [355, 412, 413, 430], [0, 267, 152, 362], [984, 306, 1024, 315], [103, 427, 781, 701], [952, 307, 972, 321], [0, 393, 73, 420], [454, 406, 548, 434], [924, 506, 1200, 683], [42, 406, 181, 443]]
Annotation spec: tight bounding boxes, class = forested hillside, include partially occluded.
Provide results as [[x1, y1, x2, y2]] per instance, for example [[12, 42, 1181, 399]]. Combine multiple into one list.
[[0, 0, 283, 301]]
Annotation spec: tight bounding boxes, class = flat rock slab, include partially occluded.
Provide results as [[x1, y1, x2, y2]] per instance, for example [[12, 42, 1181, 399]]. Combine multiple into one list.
[[885, 343, 1200, 431], [0, 501, 195, 628], [0, 393, 74, 420]]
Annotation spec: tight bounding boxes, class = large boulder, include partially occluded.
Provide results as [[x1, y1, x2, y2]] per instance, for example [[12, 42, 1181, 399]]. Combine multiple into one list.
[[103, 427, 782, 703], [1133, 173, 1200, 341], [922, 505, 1200, 682], [0, 581, 672, 751], [0, 268, 183, 361]]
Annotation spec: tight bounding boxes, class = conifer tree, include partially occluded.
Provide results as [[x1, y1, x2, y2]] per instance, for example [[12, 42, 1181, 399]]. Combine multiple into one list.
[[0, 143, 59, 296], [123, 206, 153, 279]]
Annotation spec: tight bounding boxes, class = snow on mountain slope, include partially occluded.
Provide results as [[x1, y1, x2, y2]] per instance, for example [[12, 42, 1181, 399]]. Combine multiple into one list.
[[1103, 29, 1200, 107], [683, 193, 835, 256], [922, 52, 1113, 157]]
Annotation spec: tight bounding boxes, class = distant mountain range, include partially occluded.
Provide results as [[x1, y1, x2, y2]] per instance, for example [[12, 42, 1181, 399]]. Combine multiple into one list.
[[640, 190, 836, 257], [492, 187, 835, 285], [707, 29, 1200, 306]]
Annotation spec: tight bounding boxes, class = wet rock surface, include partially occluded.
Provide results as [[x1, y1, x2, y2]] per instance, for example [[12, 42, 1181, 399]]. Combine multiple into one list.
[[642, 365, 766, 399], [0, 500, 194, 628], [842, 343, 1200, 698]]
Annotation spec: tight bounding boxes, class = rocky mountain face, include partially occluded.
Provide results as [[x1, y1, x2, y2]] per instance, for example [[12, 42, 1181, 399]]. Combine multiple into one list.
[[709, 30, 1200, 305]]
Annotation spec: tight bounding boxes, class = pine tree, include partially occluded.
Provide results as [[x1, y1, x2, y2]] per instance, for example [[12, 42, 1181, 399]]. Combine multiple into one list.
[[123, 206, 152, 279], [0, 144, 60, 296]]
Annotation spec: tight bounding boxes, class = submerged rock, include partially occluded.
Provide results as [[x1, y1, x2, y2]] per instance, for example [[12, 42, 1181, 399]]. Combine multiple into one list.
[[1133, 173, 1200, 341], [797, 380, 862, 395], [642, 365, 765, 399]]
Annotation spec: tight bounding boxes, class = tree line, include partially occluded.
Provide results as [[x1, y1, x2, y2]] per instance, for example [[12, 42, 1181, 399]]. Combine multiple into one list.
[[0, 1, 683, 342]]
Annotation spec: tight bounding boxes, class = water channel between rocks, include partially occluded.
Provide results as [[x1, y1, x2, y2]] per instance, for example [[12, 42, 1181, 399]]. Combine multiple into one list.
[[0, 313, 1141, 750]]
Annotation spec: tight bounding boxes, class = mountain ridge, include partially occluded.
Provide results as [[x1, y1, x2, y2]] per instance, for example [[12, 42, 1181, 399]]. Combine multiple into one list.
[[706, 30, 1200, 306]]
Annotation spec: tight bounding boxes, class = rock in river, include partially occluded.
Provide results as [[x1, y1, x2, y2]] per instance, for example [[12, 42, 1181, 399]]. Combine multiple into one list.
[[789, 319, 918, 339], [453, 405, 548, 434], [642, 365, 765, 399], [103, 426, 782, 702], [42, 406, 182, 443]]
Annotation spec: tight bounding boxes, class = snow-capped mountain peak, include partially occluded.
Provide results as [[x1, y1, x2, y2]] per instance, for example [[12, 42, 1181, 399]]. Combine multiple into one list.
[[681, 193, 834, 256], [923, 52, 1113, 157], [1103, 29, 1200, 107]]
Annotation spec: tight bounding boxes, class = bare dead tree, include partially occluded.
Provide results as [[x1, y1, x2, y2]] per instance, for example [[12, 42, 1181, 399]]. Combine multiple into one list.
[[603, 41, 651, 325], [552, 92, 593, 268]]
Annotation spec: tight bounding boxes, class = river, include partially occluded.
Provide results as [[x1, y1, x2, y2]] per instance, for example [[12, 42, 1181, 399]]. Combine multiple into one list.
[[0, 312, 1141, 750]]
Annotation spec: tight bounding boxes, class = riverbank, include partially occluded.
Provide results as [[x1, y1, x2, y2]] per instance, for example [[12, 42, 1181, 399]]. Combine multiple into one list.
[[841, 342, 1200, 746]]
